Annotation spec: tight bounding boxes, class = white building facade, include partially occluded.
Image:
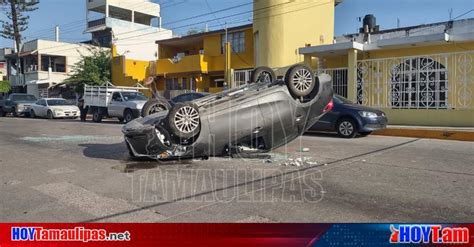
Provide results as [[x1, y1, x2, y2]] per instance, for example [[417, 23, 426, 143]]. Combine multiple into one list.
[[6, 39, 102, 98], [85, 0, 173, 61]]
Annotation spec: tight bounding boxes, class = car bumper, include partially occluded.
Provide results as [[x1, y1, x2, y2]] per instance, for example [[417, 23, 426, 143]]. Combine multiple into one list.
[[16, 107, 31, 114], [53, 111, 79, 118], [122, 120, 170, 159], [359, 116, 388, 132]]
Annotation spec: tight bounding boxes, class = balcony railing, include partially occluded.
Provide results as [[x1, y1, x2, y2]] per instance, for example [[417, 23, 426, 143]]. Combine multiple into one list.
[[156, 54, 208, 75], [87, 18, 106, 29]]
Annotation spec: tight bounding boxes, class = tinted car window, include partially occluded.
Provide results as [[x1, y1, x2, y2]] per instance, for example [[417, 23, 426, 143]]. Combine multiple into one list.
[[47, 99, 71, 106], [112, 93, 122, 101], [122, 92, 147, 101], [11, 95, 37, 101]]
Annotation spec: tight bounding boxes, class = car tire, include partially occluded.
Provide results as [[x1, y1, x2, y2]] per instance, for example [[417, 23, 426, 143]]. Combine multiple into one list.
[[251, 66, 276, 84], [12, 107, 17, 117], [47, 110, 54, 120], [0, 108, 6, 117], [30, 110, 36, 118], [168, 103, 201, 139], [124, 109, 134, 123], [285, 64, 316, 98], [118, 117, 124, 123], [141, 99, 170, 117], [92, 110, 102, 123], [359, 131, 373, 137], [337, 118, 358, 138]]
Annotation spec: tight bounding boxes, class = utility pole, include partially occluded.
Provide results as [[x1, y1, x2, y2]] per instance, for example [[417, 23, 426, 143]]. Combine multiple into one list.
[[224, 23, 231, 88]]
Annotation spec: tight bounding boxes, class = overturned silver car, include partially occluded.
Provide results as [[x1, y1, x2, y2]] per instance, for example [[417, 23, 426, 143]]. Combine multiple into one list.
[[122, 65, 334, 160]]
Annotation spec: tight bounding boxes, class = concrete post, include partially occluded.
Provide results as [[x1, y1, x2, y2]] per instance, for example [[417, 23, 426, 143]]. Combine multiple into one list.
[[347, 49, 358, 102]]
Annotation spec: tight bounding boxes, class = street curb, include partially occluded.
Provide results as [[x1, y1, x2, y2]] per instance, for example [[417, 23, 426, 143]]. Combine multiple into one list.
[[373, 128, 474, 142]]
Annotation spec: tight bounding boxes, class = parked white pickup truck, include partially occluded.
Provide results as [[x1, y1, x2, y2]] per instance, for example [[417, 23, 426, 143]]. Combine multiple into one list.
[[84, 82, 149, 123]]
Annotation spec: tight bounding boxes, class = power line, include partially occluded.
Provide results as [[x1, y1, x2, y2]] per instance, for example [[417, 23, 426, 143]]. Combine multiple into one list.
[[454, 8, 474, 20], [15, 1, 329, 55]]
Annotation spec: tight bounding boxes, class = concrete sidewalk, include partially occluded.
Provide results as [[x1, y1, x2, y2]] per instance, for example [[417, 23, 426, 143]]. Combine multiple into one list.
[[374, 125, 474, 142]]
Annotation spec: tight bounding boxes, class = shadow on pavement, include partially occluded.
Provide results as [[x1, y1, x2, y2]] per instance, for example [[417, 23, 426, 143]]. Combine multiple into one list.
[[304, 132, 369, 139], [80, 143, 127, 161], [80, 143, 194, 173]]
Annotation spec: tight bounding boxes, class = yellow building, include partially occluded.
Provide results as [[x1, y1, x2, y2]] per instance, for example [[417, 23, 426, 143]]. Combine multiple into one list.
[[154, 24, 254, 97], [253, 0, 342, 68], [112, 0, 343, 97], [111, 24, 254, 98], [300, 17, 474, 127]]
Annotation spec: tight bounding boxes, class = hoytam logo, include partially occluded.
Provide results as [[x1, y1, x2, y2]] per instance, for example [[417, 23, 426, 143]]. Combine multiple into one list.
[[390, 225, 469, 244], [11, 227, 131, 242]]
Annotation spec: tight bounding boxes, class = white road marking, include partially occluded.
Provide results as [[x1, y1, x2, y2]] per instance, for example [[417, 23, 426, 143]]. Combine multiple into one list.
[[33, 182, 165, 222]]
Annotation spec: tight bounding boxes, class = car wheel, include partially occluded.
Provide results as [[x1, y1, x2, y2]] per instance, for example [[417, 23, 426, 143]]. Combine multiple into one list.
[[168, 103, 201, 139], [251, 66, 276, 84], [118, 117, 124, 123], [47, 110, 54, 120], [92, 111, 102, 123], [30, 110, 36, 118], [337, 118, 357, 138], [285, 64, 316, 98], [12, 107, 17, 117], [141, 99, 170, 117], [0, 108, 5, 117], [124, 109, 134, 123], [359, 131, 373, 137]]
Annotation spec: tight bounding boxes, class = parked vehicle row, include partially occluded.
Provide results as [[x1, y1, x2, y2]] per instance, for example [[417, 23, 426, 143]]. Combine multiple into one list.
[[0, 67, 388, 141]]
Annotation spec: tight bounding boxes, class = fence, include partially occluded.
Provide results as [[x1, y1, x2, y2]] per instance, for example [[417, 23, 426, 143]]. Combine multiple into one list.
[[234, 69, 253, 87], [357, 51, 474, 110], [317, 68, 348, 97]]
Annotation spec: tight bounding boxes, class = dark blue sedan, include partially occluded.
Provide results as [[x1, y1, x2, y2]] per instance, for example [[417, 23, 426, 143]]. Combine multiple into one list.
[[309, 95, 388, 138]]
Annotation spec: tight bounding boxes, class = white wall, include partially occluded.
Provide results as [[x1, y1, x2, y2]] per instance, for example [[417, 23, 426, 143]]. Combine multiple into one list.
[[110, 18, 172, 61]]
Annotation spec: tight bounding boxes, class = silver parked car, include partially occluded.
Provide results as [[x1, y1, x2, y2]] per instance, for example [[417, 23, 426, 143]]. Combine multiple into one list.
[[30, 98, 80, 119]]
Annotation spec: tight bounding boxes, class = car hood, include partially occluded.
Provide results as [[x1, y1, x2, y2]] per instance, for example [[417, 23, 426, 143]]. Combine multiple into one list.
[[49, 105, 80, 111], [122, 111, 168, 134], [341, 103, 385, 114]]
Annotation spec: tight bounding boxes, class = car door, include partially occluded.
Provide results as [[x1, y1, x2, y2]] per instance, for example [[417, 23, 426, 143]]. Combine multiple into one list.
[[258, 90, 298, 149], [108, 92, 125, 117], [38, 99, 48, 117], [31, 100, 41, 116], [208, 91, 265, 151]]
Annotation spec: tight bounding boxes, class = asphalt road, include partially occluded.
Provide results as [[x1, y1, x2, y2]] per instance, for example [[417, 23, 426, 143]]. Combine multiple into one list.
[[0, 117, 473, 223]]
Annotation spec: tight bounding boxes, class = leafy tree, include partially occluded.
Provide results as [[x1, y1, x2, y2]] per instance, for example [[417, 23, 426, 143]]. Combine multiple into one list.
[[0, 80, 11, 93], [186, 28, 204, 35], [1, 0, 40, 75], [66, 47, 111, 94]]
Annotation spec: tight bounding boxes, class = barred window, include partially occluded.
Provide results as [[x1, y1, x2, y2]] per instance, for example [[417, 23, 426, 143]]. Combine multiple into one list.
[[390, 57, 448, 109], [221, 31, 245, 54]]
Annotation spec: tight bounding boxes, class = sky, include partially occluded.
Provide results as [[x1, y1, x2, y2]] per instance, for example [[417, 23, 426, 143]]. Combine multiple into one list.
[[1, 0, 473, 48]]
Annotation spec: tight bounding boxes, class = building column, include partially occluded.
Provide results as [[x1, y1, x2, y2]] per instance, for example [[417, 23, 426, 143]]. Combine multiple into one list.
[[224, 42, 232, 87], [347, 49, 358, 102], [105, 4, 109, 18], [131, 11, 135, 23]]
